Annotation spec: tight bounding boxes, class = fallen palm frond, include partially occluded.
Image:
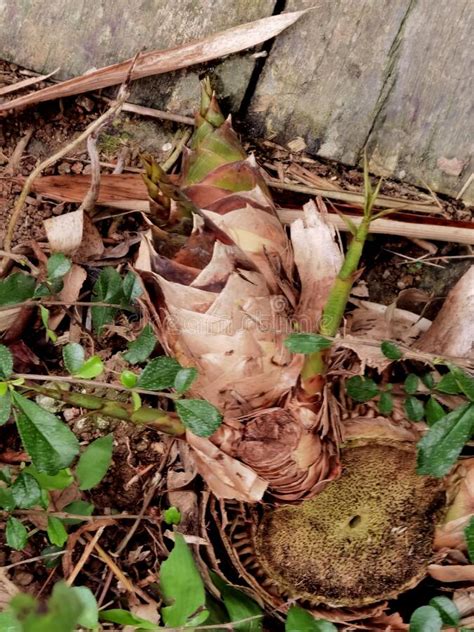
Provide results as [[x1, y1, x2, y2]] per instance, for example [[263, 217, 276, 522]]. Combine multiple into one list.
[[0, 11, 305, 114]]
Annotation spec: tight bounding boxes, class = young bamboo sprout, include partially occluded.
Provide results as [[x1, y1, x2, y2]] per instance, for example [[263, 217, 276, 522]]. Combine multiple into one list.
[[301, 160, 384, 395], [136, 79, 345, 501]]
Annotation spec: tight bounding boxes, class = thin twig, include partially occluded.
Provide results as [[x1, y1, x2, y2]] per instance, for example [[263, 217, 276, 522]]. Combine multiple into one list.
[[161, 128, 192, 172], [0, 249, 40, 274], [0, 300, 126, 312], [277, 208, 474, 245], [101, 97, 195, 126], [5, 128, 34, 174], [77, 134, 101, 214], [88, 537, 157, 605], [15, 372, 177, 399], [1, 550, 66, 570], [1, 59, 137, 273], [4, 510, 152, 521], [66, 526, 105, 586], [269, 178, 443, 214], [0, 68, 59, 97]]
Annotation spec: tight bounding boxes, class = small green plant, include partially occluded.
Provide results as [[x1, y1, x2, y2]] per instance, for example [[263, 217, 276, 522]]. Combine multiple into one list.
[[409, 596, 462, 631], [2, 529, 338, 631], [343, 342, 474, 478]]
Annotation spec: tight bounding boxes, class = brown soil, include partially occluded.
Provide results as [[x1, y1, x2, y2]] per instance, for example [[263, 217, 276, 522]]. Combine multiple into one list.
[[0, 58, 472, 625]]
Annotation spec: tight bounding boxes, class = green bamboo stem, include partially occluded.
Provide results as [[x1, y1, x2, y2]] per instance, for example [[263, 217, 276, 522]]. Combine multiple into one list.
[[301, 164, 382, 395], [26, 384, 185, 436]]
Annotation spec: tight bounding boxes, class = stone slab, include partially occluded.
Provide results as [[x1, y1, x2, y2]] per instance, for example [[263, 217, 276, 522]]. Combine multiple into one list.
[[0, 0, 275, 113], [249, 0, 474, 202]]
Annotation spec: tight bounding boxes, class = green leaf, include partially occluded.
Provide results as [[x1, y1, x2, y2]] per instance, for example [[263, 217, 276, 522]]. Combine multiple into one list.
[[346, 376, 379, 402], [0, 344, 14, 379], [62, 343, 85, 374], [76, 434, 113, 490], [380, 341, 402, 360], [160, 532, 208, 627], [378, 391, 393, 415], [429, 596, 459, 626], [286, 606, 337, 632], [47, 253, 72, 281], [137, 356, 182, 390], [417, 403, 474, 477], [47, 516, 68, 547], [11, 472, 42, 508], [99, 609, 157, 629], [175, 399, 222, 437], [63, 500, 95, 526], [425, 397, 446, 426], [164, 506, 181, 526], [0, 609, 21, 632], [464, 516, 474, 563], [0, 390, 12, 425], [448, 365, 474, 401], [120, 370, 138, 388], [404, 396, 425, 422], [71, 586, 99, 630], [6, 517, 28, 550], [0, 273, 36, 306], [39, 305, 57, 343], [91, 267, 123, 333], [404, 374, 419, 395], [421, 372, 435, 389], [75, 356, 104, 379], [211, 573, 262, 632], [40, 545, 64, 568], [174, 367, 198, 394], [121, 271, 142, 306], [24, 465, 74, 491], [435, 372, 461, 395], [284, 333, 332, 354], [0, 487, 15, 511], [12, 392, 80, 474], [409, 605, 442, 632], [11, 581, 84, 632], [123, 324, 156, 364], [0, 465, 11, 484]]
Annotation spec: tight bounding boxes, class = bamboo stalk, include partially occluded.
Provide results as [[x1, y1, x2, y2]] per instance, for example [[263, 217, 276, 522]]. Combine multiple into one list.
[[277, 209, 474, 245]]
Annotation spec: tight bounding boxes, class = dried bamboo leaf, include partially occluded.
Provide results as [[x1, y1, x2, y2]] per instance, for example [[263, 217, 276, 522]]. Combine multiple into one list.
[[415, 267, 474, 358], [0, 11, 305, 113]]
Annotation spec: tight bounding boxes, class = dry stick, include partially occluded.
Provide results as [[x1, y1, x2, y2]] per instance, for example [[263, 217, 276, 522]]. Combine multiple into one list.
[[14, 372, 177, 399], [88, 537, 157, 605], [269, 178, 443, 214], [161, 128, 192, 172], [277, 208, 474, 246], [0, 249, 39, 274], [6, 510, 151, 522], [0, 60, 136, 274], [77, 135, 101, 214], [66, 525, 105, 586], [5, 127, 34, 174], [102, 98, 195, 126], [0, 68, 59, 97]]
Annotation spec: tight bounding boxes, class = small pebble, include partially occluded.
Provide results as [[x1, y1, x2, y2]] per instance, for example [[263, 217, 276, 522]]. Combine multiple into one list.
[[382, 269, 390, 279], [57, 162, 71, 175], [397, 280, 407, 290], [76, 96, 95, 112], [14, 571, 34, 587], [70, 161, 83, 174]]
